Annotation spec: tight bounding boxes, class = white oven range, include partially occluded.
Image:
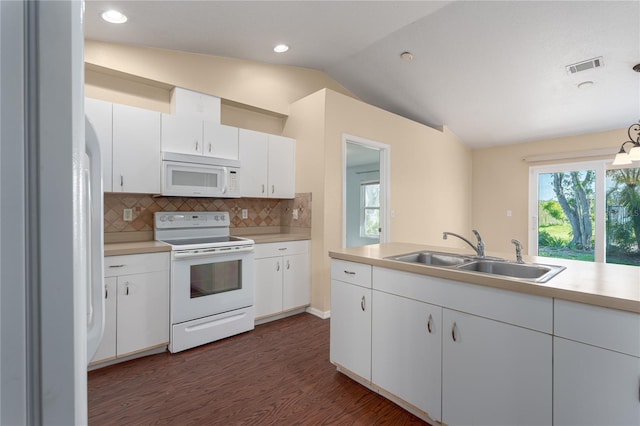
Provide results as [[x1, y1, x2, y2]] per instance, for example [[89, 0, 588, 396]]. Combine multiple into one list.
[[155, 211, 255, 353]]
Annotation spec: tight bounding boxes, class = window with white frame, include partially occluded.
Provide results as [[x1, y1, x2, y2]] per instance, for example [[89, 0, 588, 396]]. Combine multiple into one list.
[[529, 160, 640, 266], [360, 181, 380, 238]]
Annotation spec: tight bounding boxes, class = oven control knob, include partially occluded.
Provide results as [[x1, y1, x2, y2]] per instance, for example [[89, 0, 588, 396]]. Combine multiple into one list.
[[168, 216, 175, 222], [214, 215, 220, 221], [159, 216, 167, 222]]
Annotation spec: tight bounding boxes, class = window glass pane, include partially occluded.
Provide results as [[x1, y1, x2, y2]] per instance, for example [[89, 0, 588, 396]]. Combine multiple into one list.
[[606, 167, 640, 266], [537, 170, 595, 261], [360, 182, 380, 238], [364, 208, 380, 237], [365, 184, 380, 208]]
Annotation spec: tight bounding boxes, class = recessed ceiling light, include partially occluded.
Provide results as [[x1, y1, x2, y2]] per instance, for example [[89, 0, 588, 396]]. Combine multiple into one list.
[[273, 44, 289, 53], [577, 80, 594, 89], [400, 51, 414, 61], [102, 9, 127, 24]]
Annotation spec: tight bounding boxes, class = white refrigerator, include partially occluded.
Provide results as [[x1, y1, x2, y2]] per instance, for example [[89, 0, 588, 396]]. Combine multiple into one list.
[[0, 1, 104, 424]]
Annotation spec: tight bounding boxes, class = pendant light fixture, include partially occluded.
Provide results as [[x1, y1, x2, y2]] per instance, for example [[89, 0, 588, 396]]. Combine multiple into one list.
[[612, 122, 640, 166]]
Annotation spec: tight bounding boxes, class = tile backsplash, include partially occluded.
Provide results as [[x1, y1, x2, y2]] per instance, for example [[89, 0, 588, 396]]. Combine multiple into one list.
[[104, 192, 311, 236]]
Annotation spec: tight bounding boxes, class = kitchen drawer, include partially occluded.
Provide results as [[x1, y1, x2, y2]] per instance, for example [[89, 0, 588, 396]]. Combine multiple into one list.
[[554, 299, 640, 357], [331, 259, 372, 288], [254, 240, 308, 258], [104, 252, 169, 277]]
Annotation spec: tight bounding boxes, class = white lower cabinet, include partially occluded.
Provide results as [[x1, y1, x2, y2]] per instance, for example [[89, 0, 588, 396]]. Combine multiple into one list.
[[553, 299, 640, 426], [372, 291, 442, 421], [330, 279, 372, 382], [331, 260, 555, 425], [254, 240, 310, 320], [554, 338, 640, 426], [91, 253, 170, 366], [442, 309, 552, 426]]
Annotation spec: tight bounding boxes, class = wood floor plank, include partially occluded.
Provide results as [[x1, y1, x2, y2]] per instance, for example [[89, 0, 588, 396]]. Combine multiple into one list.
[[89, 313, 429, 425]]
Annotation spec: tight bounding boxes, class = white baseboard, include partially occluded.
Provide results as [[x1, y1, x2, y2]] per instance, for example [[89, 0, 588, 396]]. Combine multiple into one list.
[[306, 306, 330, 319]]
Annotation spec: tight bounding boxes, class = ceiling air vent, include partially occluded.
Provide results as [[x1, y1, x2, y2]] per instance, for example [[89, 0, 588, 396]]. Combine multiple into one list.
[[566, 57, 603, 74]]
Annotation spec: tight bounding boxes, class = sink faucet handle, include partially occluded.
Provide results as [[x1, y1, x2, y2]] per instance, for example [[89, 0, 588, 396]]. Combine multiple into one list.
[[472, 230, 485, 257], [511, 239, 524, 263]]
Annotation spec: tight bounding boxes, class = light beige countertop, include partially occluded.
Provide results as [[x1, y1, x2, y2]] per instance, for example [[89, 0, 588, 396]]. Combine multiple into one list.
[[104, 241, 171, 257], [329, 242, 640, 314], [242, 233, 310, 244]]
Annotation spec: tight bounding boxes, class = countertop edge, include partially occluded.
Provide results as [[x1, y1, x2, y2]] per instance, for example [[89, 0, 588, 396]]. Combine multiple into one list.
[[105, 234, 309, 256], [105, 241, 172, 257], [249, 234, 310, 244], [329, 245, 640, 315]]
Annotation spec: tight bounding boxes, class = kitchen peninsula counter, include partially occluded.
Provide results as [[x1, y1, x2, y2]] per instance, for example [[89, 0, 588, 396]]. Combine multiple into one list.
[[329, 242, 640, 314]]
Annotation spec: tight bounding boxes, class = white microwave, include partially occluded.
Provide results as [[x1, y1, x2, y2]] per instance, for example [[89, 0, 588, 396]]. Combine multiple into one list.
[[161, 152, 241, 198]]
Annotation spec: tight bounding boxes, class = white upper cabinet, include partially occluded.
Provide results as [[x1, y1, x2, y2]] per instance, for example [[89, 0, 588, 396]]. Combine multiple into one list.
[[239, 129, 269, 197], [239, 129, 295, 198], [161, 113, 203, 155], [112, 103, 161, 193], [84, 98, 113, 192], [170, 87, 221, 122], [161, 114, 239, 160], [268, 135, 296, 198], [203, 121, 239, 159]]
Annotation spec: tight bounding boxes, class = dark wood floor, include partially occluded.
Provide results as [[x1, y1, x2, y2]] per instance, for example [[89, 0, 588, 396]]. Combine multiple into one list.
[[88, 313, 429, 425]]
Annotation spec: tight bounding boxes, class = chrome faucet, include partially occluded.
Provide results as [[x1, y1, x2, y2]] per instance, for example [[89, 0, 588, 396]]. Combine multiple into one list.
[[443, 230, 486, 257], [511, 239, 524, 263]]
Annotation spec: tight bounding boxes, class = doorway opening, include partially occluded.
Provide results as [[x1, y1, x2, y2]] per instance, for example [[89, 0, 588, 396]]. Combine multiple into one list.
[[343, 135, 390, 248]]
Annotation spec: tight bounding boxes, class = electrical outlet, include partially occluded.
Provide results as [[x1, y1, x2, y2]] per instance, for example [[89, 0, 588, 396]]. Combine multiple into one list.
[[292, 208, 299, 220], [123, 208, 133, 222], [241, 209, 248, 219]]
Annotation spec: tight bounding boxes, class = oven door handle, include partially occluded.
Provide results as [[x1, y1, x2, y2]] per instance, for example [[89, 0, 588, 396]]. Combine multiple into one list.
[[173, 245, 255, 259]]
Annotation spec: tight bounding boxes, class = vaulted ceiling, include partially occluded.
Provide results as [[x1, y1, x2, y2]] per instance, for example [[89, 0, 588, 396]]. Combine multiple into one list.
[[84, 1, 640, 148]]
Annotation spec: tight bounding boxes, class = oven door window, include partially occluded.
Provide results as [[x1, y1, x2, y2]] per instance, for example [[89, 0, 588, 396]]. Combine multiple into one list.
[[190, 260, 241, 298]]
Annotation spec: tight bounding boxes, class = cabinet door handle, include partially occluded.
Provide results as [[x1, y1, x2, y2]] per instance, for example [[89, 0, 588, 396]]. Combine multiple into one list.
[[427, 314, 433, 334], [108, 264, 125, 268], [105, 286, 108, 299], [286, 260, 290, 270], [272, 185, 275, 194], [125, 283, 130, 296], [343, 270, 356, 275], [276, 261, 280, 272], [208, 143, 212, 153], [120, 175, 123, 187], [261, 184, 265, 194], [278, 247, 287, 251], [195, 141, 199, 151], [451, 322, 458, 342], [360, 295, 366, 311]]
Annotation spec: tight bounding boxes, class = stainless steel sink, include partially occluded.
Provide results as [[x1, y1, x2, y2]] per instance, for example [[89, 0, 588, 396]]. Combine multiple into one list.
[[387, 251, 471, 267], [456, 259, 565, 283], [385, 251, 565, 283]]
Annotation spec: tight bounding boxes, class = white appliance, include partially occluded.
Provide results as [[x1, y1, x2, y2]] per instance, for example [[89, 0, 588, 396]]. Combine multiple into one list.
[[0, 1, 103, 424], [154, 212, 255, 353], [85, 119, 106, 361], [161, 151, 241, 197]]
